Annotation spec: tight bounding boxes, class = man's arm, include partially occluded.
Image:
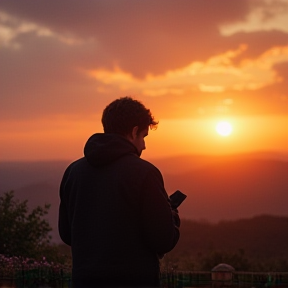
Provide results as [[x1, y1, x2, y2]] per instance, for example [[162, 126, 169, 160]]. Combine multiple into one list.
[[58, 166, 72, 246], [140, 166, 180, 255]]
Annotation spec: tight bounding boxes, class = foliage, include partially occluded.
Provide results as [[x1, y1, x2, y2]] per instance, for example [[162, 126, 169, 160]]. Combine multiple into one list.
[[1, 190, 287, 283], [160, 249, 288, 272], [160, 217, 288, 272], [198, 249, 250, 271], [0, 191, 54, 260], [0, 254, 71, 287]]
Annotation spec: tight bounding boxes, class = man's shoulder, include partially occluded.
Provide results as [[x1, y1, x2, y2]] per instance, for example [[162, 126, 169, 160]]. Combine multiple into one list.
[[65, 155, 161, 176], [125, 154, 162, 175], [139, 157, 158, 170], [64, 157, 87, 173]]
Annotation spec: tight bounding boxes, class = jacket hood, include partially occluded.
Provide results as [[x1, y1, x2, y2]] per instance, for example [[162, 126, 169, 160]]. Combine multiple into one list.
[[84, 133, 139, 167]]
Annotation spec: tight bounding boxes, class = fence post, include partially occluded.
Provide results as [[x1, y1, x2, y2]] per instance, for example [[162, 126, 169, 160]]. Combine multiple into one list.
[[211, 263, 235, 287]]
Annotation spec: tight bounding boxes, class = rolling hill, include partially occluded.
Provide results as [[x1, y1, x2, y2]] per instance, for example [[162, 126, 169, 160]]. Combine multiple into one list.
[[1, 152, 287, 243]]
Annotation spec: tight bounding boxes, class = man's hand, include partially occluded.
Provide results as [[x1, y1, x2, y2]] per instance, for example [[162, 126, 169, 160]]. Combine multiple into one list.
[[172, 209, 180, 228]]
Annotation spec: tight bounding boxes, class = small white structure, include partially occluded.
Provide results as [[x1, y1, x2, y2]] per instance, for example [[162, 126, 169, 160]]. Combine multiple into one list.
[[211, 263, 235, 287]]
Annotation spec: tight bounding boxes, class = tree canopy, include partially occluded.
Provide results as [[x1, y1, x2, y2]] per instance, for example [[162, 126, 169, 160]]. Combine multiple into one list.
[[0, 191, 52, 259]]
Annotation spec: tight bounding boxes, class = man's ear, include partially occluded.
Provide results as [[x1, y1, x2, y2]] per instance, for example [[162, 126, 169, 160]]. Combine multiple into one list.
[[131, 126, 139, 140], [126, 126, 139, 141]]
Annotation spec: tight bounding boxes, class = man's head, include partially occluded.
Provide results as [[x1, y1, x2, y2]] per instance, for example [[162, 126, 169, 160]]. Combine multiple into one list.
[[102, 96, 158, 154]]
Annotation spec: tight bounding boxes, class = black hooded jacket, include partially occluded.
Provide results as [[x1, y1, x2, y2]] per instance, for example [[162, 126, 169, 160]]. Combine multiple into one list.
[[58, 133, 180, 287]]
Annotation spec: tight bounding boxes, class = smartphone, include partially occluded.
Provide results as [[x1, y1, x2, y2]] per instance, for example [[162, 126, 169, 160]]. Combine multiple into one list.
[[169, 190, 187, 209]]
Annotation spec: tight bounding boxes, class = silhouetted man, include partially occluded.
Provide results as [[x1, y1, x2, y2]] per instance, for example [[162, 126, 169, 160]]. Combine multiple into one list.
[[58, 97, 180, 287]]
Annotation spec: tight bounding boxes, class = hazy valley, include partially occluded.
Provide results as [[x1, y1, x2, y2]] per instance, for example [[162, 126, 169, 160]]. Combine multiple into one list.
[[1, 152, 288, 243]]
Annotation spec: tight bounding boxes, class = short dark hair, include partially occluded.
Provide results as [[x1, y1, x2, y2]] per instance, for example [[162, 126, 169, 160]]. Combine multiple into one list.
[[102, 96, 158, 135]]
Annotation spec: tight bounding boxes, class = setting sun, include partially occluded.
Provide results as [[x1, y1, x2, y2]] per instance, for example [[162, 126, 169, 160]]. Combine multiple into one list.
[[215, 121, 233, 137]]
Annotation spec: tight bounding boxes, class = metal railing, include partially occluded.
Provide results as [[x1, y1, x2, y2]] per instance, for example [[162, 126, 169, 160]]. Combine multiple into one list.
[[161, 271, 288, 288], [1, 270, 288, 287]]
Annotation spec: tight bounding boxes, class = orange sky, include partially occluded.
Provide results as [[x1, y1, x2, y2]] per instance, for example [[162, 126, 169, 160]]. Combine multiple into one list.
[[0, 0, 287, 161]]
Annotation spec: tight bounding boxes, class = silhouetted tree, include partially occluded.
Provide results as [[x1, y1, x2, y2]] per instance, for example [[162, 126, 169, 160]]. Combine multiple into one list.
[[0, 191, 52, 259]]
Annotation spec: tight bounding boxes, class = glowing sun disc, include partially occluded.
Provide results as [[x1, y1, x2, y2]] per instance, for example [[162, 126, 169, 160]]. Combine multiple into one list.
[[216, 121, 233, 136]]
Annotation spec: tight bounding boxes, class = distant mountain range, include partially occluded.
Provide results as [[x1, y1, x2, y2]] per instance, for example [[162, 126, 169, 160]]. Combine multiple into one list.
[[1, 152, 288, 243]]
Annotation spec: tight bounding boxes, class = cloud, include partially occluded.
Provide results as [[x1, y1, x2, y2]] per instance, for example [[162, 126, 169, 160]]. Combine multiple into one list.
[[219, 0, 288, 35], [87, 45, 288, 95], [0, 10, 83, 49], [0, 0, 287, 123], [0, 0, 251, 76]]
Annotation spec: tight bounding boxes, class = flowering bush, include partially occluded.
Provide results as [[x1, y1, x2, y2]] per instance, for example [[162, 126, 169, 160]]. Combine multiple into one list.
[[0, 254, 71, 287]]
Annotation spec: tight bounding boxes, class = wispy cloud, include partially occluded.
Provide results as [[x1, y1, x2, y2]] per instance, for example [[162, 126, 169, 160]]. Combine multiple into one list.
[[219, 0, 288, 35], [87, 45, 288, 95], [0, 11, 83, 49]]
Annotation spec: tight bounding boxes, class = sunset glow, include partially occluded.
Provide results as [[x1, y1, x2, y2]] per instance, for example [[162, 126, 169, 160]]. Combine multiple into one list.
[[0, 1, 287, 161]]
